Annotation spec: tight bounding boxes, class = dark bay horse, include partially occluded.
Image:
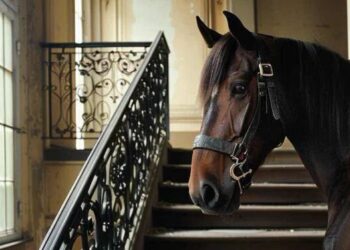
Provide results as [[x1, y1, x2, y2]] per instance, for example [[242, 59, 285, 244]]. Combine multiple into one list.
[[189, 11, 350, 250]]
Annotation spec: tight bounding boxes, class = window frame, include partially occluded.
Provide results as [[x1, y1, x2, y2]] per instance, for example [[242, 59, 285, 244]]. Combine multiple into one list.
[[0, 0, 21, 245]]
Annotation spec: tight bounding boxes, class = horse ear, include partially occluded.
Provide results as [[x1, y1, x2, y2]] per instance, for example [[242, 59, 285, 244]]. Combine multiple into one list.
[[196, 16, 222, 48], [223, 11, 256, 50]]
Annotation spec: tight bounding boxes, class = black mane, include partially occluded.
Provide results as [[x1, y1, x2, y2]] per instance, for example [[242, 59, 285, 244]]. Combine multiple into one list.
[[274, 38, 350, 149]]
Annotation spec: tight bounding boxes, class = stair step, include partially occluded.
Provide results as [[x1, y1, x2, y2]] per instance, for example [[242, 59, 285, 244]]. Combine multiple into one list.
[[163, 164, 313, 183], [168, 148, 302, 165], [153, 204, 327, 229], [168, 149, 193, 164], [146, 148, 325, 249], [145, 229, 324, 250], [159, 182, 325, 204]]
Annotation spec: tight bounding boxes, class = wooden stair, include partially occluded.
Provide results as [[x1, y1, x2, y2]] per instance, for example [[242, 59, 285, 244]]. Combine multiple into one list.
[[144, 149, 327, 250]]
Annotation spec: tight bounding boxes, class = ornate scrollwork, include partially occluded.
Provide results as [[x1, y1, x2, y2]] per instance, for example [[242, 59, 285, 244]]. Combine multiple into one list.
[[44, 45, 147, 139], [40, 33, 169, 250]]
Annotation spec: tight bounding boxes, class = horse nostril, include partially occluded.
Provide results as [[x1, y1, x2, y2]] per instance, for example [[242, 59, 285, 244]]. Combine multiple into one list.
[[201, 182, 219, 208]]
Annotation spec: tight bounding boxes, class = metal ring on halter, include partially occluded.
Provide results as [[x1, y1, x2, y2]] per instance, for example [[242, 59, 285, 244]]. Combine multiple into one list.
[[229, 152, 252, 195]]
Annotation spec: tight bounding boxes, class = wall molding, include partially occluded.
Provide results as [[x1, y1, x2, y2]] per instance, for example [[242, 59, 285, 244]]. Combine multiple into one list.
[[170, 104, 202, 132]]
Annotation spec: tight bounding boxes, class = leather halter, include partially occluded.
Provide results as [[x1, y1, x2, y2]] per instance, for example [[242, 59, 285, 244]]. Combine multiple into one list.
[[193, 36, 282, 195]]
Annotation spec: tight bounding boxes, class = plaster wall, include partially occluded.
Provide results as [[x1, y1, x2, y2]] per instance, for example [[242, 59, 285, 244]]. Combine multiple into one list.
[[257, 0, 347, 58]]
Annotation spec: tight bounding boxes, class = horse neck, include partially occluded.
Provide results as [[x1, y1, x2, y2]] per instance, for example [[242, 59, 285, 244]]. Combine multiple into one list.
[[273, 38, 350, 201]]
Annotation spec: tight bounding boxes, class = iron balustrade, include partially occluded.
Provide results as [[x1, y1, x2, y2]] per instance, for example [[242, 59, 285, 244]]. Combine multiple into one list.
[[42, 40, 151, 140], [40, 32, 169, 249]]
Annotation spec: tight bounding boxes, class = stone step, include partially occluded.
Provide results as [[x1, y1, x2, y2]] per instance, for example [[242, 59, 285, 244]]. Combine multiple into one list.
[[168, 148, 302, 165], [163, 164, 313, 183], [159, 182, 325, 204], [144, 229, 324, 250], [153, 204, 327, 229]]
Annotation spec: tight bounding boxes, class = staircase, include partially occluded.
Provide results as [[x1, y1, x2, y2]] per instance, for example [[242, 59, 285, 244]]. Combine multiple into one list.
[[144, 148, 327, 250]]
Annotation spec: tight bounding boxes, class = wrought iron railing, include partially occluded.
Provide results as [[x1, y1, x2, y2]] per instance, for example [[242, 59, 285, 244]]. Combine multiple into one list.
[[40, 32, 169, 249], [42, 40, 150, 140]]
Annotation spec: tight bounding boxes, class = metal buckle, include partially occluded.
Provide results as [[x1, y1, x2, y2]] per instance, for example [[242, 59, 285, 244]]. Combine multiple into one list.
[[259, 63, 274, 77]]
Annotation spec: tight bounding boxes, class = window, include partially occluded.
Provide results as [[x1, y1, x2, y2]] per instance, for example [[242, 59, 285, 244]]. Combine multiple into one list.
[[0, 0, 19, 244], [75, 0, 84, 149]]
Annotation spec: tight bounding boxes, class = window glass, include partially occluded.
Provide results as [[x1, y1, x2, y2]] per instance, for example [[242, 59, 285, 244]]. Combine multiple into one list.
[[0, 68, 4, 123], [0, 4, 17, 243], [0, 126, 4, 182], [5, 127, 13, 181], [3, 14, 11, 70], [4, 71, 12, 126], [0, 14, 3, 67], [5, 182, 14, 231], [0, 182, 6, 234]]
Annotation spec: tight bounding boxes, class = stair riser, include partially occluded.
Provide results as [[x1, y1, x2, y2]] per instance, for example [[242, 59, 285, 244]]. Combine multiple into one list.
[[163, 166, 312, 183], [153, 209, 327, 229], [159, 186, 325, 204], [252, 168, 312, 183], [145, 238, 323, 250], [168, 150, 302, 165]]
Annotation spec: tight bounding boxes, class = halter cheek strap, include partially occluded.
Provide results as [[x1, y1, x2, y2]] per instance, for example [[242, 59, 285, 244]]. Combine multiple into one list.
[[258, 37, 281, 120]]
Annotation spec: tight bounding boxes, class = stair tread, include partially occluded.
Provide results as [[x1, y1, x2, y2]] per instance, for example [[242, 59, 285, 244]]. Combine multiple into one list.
[[161, 182, 318, 188], [168, 148, 298, 153], [167, 148, 301, 165], [163, 163, 313, 184], [164, 164, 305, 169], [147, 229, 325, 239], [154, 203, 327, 211]]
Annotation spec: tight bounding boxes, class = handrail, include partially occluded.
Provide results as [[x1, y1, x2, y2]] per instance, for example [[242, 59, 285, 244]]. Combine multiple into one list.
[[40, 32, 169, 249], [41, 41, 151, 48]]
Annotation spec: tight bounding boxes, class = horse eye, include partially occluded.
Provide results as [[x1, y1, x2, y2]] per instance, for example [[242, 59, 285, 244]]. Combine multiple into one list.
[[232, 83, 247, 97]]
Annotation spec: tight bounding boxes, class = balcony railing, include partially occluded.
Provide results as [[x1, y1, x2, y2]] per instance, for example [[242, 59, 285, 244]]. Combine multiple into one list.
[[42, 40, 151, 140], [40, 32, 169, 249]]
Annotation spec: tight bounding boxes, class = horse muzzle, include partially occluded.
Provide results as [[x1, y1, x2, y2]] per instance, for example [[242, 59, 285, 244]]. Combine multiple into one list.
[[188, 165, 243, 215]]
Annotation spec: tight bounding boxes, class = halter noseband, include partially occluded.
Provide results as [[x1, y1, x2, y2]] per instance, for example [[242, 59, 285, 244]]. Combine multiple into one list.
[[193, 37, 282, 195]]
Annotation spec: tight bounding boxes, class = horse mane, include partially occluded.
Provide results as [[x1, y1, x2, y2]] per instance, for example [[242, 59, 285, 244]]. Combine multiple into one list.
[[274, 38, 350, 146], [199, 34, 237, 106]]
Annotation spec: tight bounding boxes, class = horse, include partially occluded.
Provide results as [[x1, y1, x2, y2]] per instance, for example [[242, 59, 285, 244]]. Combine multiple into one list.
[[188, 11, 350, 250]]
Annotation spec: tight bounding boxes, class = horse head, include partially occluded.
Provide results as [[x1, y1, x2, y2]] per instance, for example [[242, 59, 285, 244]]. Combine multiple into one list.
[[189, 11, 285, 214]]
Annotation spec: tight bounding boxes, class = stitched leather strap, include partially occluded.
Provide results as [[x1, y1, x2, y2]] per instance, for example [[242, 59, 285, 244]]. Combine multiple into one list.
[[193, 134, 238, 156], [257, 36, 281, 120]]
